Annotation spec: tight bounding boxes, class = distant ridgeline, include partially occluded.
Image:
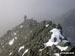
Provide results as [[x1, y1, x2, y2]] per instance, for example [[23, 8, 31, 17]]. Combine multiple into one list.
[[0, 16, 75, 56]]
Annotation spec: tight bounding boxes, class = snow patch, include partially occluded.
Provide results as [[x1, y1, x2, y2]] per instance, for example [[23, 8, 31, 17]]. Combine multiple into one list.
[[20, 25, 23, 28], [18, 46, 24, 52], [56, 45, 68, 51], [45, 24, 49, 27], [9, 39, 14, 45], [15, 37, 17, 40], [50, 28, 64, 42], [62, 40, 68, 43], [54, 53, 60, 56], [44, 41, 59, 47], [44, 28, 69, 52], [9, 52, 13, 55], [39, 49, 44, 52], [22, 49, 29, 56], [44, 28, 65, 47], [14, 32, 16, 35]]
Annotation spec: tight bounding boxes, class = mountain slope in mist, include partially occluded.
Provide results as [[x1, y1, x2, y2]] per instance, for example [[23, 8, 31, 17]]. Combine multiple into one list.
[[0, 18, 75, 56]]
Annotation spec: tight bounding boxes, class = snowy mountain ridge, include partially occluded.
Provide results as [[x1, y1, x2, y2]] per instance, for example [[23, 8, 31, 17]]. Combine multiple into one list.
[[0, 18, 75, 56]]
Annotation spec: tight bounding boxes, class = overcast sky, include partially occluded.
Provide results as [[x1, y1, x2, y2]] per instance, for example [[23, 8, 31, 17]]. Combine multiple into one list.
[[0, 0, 75, 37]]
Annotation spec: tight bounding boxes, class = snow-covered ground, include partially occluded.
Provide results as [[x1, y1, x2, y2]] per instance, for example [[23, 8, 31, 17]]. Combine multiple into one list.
[[9, 52, 13, 56], [56, 45, 68, 51], [39, 49, 44, 52], [14, 37, 17, 40], [22, 49, 29, 56], [54, 53, 60, 56], [18, 46, 24, 52], [44, 28, 69, 51], [9, 38, 15, 45], [45, 24, 49, 27]]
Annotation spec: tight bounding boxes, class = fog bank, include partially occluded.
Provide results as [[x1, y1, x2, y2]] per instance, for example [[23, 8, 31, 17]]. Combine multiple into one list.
[[0, 0, 75, 37]]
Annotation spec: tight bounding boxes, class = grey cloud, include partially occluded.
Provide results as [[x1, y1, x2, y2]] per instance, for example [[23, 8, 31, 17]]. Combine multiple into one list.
[[0, 0, 75, 37]]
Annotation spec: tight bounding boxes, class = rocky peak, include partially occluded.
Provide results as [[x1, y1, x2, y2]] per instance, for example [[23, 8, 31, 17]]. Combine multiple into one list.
[[0, 18, 75, 56]]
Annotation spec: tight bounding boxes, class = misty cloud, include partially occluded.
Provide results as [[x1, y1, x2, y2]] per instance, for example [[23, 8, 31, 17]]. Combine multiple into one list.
[[0, 0, 75, 37]]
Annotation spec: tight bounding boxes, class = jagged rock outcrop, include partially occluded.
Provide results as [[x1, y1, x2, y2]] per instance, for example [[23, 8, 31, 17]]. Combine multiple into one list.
[[0, 18, 75, 56]]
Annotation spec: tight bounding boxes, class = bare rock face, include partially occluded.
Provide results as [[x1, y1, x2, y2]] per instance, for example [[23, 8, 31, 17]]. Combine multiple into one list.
[[0, 18, 75, 56]]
